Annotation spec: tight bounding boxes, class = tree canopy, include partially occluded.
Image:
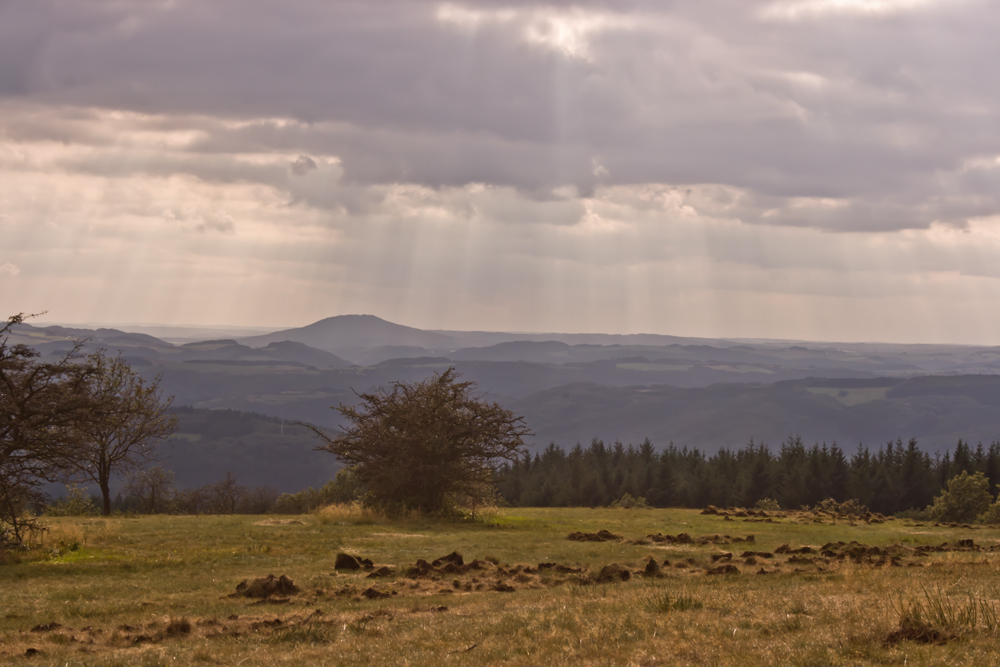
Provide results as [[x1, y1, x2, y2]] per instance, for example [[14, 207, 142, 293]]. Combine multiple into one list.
[[310, 368, 531, 514]]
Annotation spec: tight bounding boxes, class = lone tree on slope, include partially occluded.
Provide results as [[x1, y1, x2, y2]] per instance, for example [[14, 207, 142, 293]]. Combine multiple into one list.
[[309, 368, 531, 514], [66, 350, 177, 516]]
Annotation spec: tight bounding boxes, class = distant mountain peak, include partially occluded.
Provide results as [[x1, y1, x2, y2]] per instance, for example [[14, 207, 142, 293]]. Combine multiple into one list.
[[237, 314, 455, 356]]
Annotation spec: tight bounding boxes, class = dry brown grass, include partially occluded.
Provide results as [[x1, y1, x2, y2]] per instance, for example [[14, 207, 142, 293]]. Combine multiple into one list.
[[3, 509, 1000, 665]]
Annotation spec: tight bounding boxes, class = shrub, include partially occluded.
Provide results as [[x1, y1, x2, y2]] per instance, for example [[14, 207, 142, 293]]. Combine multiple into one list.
[[610, 493, 648, 509], [309, 368, 529, 514], [928, 471, 992, 523], [977, 500, 1000, 525], [811, 497, 868, 517], [44, 484, 99, 517], [272, 471, 360, 514], [755, 497, 781, 511]]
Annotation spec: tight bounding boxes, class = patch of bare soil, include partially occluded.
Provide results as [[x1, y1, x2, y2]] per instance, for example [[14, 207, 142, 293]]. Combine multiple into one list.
[[568, 530, 623, 542], [253, 519, 305, 526], [702, 503, 904, 526], [702, 506, 783, 522], [644, 532, 755, 546]]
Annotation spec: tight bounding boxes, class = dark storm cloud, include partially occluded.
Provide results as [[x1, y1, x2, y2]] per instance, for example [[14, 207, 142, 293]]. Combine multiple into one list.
[[0, 0, 998, 231]]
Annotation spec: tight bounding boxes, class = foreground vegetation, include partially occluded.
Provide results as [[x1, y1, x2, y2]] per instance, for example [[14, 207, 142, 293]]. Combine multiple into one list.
[[4, 507, 1000, 665]]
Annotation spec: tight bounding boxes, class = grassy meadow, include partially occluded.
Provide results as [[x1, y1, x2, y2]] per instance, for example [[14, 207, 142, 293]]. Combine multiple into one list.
[[4, 507, 1000, 665]]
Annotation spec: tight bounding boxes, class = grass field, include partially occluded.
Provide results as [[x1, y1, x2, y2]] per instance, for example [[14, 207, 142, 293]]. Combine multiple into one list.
[[4, 507, 1000, 666]]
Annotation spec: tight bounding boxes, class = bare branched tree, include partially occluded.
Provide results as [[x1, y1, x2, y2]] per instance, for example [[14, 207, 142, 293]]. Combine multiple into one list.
[[212, 471, 246, 514], [308, 368, 531, 514], [66, 350, 178, 515], [124, 464, 175, 514]]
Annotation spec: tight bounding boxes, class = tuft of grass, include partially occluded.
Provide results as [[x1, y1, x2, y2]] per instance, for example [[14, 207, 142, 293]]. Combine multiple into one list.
[[640, 589, 703, 613], [267, 622, 338, 645], [315, 502, 379, 525], [891, 586, 1000, 635]]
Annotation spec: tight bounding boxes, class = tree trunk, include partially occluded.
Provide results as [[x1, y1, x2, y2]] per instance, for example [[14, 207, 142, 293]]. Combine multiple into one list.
[[100, 478, 111, 516], [99, 456, 111, 516]]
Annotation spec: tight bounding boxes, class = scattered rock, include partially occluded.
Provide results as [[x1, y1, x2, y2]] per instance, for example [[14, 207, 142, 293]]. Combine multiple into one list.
[[643, 558, 661, 577]]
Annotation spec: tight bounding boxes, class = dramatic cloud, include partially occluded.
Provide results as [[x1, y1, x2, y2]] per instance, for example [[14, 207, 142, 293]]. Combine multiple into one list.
[[0, 0, 998, 342]]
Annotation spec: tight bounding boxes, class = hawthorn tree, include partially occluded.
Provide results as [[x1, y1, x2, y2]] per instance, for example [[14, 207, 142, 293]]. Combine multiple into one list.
[[66, 350, 177, 515], [309, 368, 531, 514], [0, 314, 93, 544]]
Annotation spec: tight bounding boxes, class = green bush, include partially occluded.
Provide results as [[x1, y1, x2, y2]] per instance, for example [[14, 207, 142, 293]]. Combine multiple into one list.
[[44, 485, 99, 517], [927, 471, 992, 523], [272, 469, 360, 514], [977, 500, 1000, 525], [755, 497, 781, 511], [610, 493, 648, 509]]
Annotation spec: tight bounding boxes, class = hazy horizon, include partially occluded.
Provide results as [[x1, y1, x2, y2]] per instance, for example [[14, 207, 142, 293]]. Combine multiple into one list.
[[3, 1, 999, 345], [21, 313, 1000, 349]]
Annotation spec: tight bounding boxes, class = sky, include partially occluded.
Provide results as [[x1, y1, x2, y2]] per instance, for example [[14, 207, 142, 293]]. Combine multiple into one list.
[[1, 0, 999, 343]]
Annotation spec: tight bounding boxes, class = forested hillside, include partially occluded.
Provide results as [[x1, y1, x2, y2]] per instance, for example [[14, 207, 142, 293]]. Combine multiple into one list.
[[161, 407, 337, 492], [498, 437, 1000, 515]]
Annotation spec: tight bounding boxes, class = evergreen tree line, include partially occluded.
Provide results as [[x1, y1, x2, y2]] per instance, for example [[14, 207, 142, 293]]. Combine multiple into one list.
[[496, 437, 1000, 516]]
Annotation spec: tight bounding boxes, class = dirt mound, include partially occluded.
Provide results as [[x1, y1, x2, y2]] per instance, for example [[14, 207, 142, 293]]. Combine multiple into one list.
[[776, 545, 815, 555], [884, 620, 956, 646], [233, 574, 300, 599], [165, 618, 191, 636], [646, 533, 754, 545], [643, 558, 661, 577], [646, 532, 694, 544], [361, 587, 393, 600], [367, 566, 395, 579], [335, 553, 374, 570], [595, 563, 631, 583], [706, 564, 739, 575], [568, 530, 622, 542], [405, 554, 499, 578], [537, 562, 585, 574], [432, 551, 464, 567], [30, 622, 61, 633]]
